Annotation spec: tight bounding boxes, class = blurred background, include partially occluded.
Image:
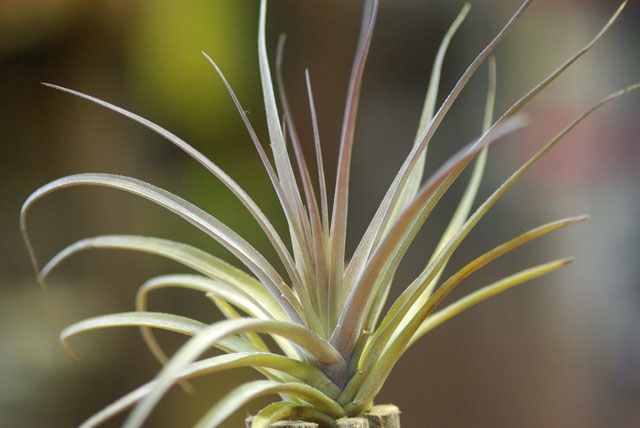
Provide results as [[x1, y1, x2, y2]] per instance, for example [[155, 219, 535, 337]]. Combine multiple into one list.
[[1, 0, 638, 427]]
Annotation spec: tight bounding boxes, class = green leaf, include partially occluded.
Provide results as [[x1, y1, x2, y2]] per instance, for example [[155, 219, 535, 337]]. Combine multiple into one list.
[[60, 312, 205, 362], [478, 0, 627, 154], [355, 56, 498, 365], [250, 401, 337, 428], [250, 402, 299, 428], [415, 258, 575, 338], [78, 352, 339, 428], [209, 295, 271, 352], [39, 235, 289, 322], [138, 274, 271, 321], [343, 258, 573, 415], [388, 3, 472, 225], [334, 0, 632, 362], [135, 274, 274, 366], [359, 55, 497, 352], [344, 81, 640, 402], [401, 82, 640, 325], [350, 215, 586, 399], [192, 381, 344, 428], [428, 56, 497, 268], [123, 318, 346, 428]]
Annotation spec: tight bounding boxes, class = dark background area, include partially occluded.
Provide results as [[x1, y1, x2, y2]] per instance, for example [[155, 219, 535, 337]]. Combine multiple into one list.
[[1, 0, 639, 427]]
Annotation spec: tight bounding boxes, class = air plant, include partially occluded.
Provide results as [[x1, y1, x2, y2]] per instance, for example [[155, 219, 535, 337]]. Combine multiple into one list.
[[21, 0, 638, 427]]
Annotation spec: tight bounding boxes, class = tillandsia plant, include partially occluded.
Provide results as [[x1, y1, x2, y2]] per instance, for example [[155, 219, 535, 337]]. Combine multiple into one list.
[[21, 0, 638, 427]]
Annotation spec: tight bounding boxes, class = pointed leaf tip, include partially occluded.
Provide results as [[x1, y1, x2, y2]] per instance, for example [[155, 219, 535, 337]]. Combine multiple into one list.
[[560, 256, 575, 266]]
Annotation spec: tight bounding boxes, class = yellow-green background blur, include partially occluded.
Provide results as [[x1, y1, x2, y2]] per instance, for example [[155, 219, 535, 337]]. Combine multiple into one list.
[[1, 0, 638, 427]]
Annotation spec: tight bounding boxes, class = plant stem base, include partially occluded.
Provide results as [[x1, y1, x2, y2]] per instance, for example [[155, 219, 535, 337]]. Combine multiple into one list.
[[245, 404, 400, 428]]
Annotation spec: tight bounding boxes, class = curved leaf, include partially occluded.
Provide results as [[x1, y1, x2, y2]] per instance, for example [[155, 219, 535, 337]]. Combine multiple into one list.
[[41, 82, 301, 297], [79, 352, 339, 428], [135, 274, 273, 366], [39, 234, 288, 321], [192, 380, 344, 428], [20, 173, 305, 325], [138, 274, 270, 320], [123, 318, 346, 428], [61, 312, 206, 362], [250, 401, 337, 428]]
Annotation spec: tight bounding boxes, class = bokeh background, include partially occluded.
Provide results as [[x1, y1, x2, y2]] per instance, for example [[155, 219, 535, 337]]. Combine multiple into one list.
[[1, 0, 638, 427]]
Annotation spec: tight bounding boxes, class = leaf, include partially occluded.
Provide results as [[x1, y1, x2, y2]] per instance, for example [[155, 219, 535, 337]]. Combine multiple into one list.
[[40, 83, 300, 292], [199, 52, 310, 291], [305, 70, 330, 234], [340, 79, 640, 410], [275, 35, 322, 237], [303, 69, 333, 336], [334, 1, 631, 361], [78, 352, 339, 428], [123, 318, 346, 428], [349, 81, 640, 389], [430, 56, 497, 266], [192, 381, 344, 428], [135, 274, 273, 366], [354, 215, 587, 393], [20, 173, 306, 325], [257, 0, 310, 254], [413, 258, 575, 340], [201, 51, 323, 334], [408, 81, 640, 313], [250, 401, 337, 428], [38, 234, 291, 327], [342, 258, 573, 416], [60, 312, 206, 362], [388, 3, 472, 224], [359, 55, 497, 351], [331, 115, 527, 360], [276, 40, 330, 333], [343, 0, 532, 299], [250, 402, 299, 428], [328, 0, 379, 329], [139, 274, 270, 323], [358, 56, 498, 359], [478, 0, 628, 154], [209, 295, 271, 352]]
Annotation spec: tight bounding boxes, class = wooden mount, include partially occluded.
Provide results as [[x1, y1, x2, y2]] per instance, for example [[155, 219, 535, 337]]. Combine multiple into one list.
[[363, 405, 401, 428]]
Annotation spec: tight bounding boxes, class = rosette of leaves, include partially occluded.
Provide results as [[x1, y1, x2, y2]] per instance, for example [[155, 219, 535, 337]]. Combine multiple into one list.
[[21, 1, 637, 427]]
